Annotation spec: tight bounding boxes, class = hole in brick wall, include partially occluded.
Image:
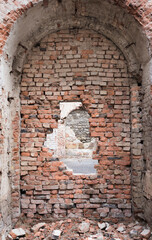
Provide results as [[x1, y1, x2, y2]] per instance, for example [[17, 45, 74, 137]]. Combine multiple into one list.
[[34, 42, 40, 48], [20, 189, 26, 195], [44, 102, 98, 174], [20, 28, 134, 221]]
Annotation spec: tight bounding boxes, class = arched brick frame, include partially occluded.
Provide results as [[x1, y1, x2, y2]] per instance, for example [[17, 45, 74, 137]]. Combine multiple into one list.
[[0, 0, 152, 237]]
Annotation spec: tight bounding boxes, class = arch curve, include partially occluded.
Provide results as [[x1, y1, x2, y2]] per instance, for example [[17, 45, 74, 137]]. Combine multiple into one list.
[[3, 0, 150, 77]]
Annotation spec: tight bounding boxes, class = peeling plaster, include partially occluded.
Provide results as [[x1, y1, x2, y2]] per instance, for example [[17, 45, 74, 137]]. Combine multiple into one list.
[[60, 102, 82, 119]]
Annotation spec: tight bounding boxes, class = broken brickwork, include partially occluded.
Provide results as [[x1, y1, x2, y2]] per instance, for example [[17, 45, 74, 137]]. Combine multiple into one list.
[[20, 29, 133, 221], [0, 0, 152, 238]]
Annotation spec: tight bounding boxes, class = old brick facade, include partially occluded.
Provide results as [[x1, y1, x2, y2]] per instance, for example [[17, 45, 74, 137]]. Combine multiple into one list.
[[0, 0, 152, 238], [20, 29, 132, 221]]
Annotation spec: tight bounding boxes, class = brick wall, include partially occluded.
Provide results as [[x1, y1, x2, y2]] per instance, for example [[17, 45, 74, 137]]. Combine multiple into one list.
[[20, 29, 133, 222], [0, 109, 2, 231]]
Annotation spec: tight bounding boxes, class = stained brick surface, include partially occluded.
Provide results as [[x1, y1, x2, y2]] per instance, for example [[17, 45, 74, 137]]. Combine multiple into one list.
[[20, 29, 132, 221]]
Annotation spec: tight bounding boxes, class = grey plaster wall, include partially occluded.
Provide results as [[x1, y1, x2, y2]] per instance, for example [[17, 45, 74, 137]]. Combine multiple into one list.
[[66, 110, 91, 143], [142, 59, 152, 224]]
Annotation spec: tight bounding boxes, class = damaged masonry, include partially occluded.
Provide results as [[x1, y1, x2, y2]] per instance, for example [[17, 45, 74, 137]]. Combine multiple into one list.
[[44, 102, 98, 174], [0, 0, 152, 239]]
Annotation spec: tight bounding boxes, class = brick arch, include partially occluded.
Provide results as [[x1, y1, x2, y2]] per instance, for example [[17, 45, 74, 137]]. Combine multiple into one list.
[[3, 0, 150, 75], [0, 0, 152, 237]]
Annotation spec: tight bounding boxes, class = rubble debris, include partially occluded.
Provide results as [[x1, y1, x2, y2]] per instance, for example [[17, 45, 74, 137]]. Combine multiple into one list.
[[31, 222, 46, 232], [98, 222, 106, 230], [117, 225, 125, 233], [78, 221, 90, 233], [7, 218, 152, 240], [9, 228, 25, 239], [52, 229, 62, 239], [140, 229, 151, 239]]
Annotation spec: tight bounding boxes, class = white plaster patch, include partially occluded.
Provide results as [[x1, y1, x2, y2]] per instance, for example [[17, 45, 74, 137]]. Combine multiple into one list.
[[60, 102, 82, 119], [56, 122, 65, 157], [44, 124, 66, 157], [44, 129, 58, 150], [61, 158, 98, 175]]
